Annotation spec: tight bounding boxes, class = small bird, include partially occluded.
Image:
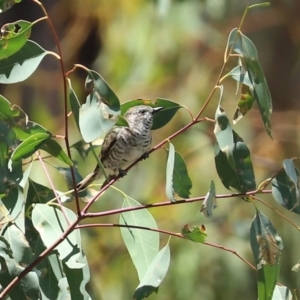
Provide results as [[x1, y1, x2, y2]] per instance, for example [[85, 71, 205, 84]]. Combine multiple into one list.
[[77, 105, 163, 190]]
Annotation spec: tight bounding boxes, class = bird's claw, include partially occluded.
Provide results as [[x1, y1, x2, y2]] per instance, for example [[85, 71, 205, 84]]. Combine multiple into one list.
[[118, 168, 127, 177], [140, 152, 149, 160]]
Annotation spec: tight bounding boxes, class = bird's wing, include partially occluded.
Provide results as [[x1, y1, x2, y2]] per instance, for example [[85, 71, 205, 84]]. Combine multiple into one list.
[[93, 127, 129, 172]]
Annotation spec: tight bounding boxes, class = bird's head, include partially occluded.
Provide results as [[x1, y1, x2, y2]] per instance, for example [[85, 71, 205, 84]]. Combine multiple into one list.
[[124, 105, 163, 130]]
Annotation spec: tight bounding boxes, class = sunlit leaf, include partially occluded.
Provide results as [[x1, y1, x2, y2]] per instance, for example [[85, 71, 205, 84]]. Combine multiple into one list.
[[200, 180, 217, 218], [119, 195, 159, 281], [213, 86, 235, 170], [84, 69, 120, 111], [226, 28, 273, 138], [214, 106, 256, 193], [2, 222, 31, 265], [32, 204, 85, 269], [10, 132, 50, 161], [79, 72, 120, 142], [233, 85, 255, 124], [181, 224, 207, 243], [227, 65, 252, 87], [0, 40, 53, 84], [272, 285, 292, 300], [118, 98, 181, 129], [0, 20, 32, 60], [0, 236, 39, 299], [165, 142, 175, 202], [250, 209, 283, 300], [134, 242, 170, 300]]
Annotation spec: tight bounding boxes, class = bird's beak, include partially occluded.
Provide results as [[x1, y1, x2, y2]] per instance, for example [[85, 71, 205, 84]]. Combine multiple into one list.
[[152, 107, 164, 114]]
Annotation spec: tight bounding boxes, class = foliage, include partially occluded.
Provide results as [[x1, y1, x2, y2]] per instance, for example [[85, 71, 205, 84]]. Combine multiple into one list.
[[0, 1, 298, 300]]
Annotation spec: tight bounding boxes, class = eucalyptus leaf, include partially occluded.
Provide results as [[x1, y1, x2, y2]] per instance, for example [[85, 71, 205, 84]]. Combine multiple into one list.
[[165, 142, 175, 202], [0, 40, 53, 84], [119, 195, 159, 281], [32, 204, 85, 269], [272, 167, 300, 214], [250, 209, 283, 300], [226, 28, 273, 138], [200, 180, 217, 218], [215, 130, 256, 193], [0, 20, 32, 60], [40, 138, 73, 166], [134, 242, 170, 300], [181, 224, 207, 243]]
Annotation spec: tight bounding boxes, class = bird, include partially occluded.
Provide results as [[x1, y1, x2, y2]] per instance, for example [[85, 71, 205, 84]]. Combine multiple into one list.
[[76, 105, 163, 190]]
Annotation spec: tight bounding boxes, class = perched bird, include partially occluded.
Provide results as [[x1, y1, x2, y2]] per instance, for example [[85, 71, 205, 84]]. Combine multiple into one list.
[[77, 105, 163, 190]]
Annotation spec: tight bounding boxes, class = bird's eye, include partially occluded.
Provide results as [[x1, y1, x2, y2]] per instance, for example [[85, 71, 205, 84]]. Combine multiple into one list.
[[140, 109, 146, 114]]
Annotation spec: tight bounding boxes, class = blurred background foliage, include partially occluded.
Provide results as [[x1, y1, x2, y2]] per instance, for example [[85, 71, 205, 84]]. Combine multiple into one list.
[[1, 0, 300, 299]]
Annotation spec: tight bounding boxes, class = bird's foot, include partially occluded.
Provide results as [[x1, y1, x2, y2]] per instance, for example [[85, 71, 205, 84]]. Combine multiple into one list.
[[140, 152, 149, 160], [118, 168, 127, 177]]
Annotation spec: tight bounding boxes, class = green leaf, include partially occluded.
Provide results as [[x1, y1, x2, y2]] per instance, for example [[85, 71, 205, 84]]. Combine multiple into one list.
[[36, 248, 60, 299], [200, 180, 217, 218], [119, 195, 159, 281], [250, 210, 283, 300], [32, 204, 85, 268], [214, 100, 256, 193], [233, 85, 255, 124], [13, 121, 50, 141], [226, 28, 273, 138], [27, 179, 56, 204], [63, 260, 91, 300], [85, 69, 120, 112], [40, 138, 73, 166], [0, 40, 51, 84], [173, 151, 192, 198], [134, 242, 170, 300], [0, 0, 21, 12], [165, 142, 175, 202], [0, 20, 32, 60], [10, 132, 50, 161], [214, 130, 256, 193], [227, 65, 252, 87], [272, 166, 300, 214], [78, 70, 121, 142], [0, 121, 22, 194], [2, 223, 32, 265], [0, 94, 20, 119], [0, 236, 39, 299], [181, 224, 207, 243], [213, 87, 236, 170], [283, 159, 299, 198], [68, 78, 81, 131], [118, 98, 181, 129]]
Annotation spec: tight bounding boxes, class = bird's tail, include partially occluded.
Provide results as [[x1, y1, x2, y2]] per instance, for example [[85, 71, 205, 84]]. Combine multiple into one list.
[[76, 172, 99, 191]]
